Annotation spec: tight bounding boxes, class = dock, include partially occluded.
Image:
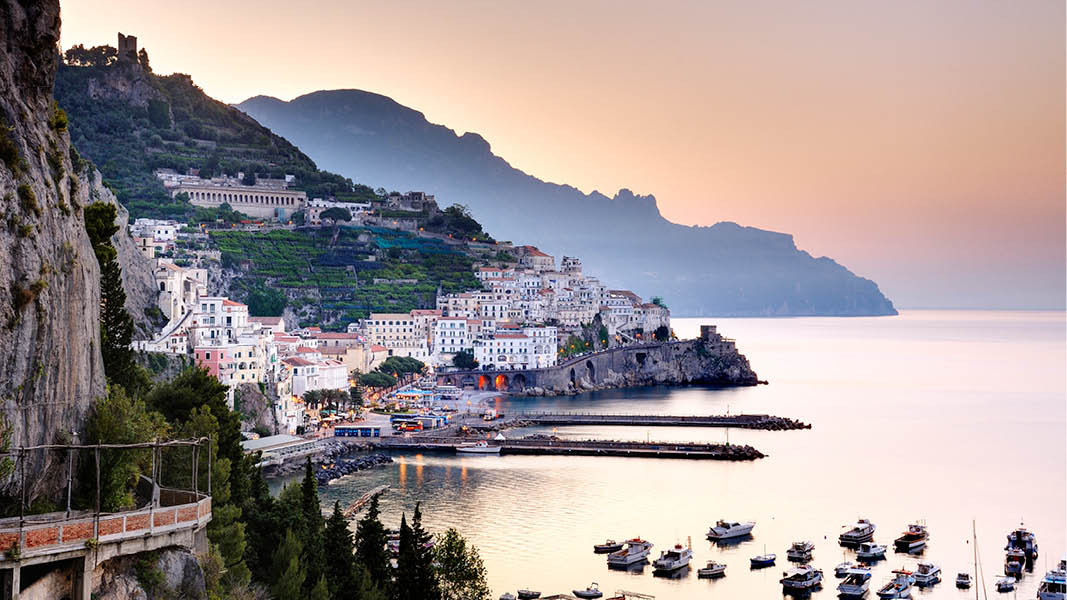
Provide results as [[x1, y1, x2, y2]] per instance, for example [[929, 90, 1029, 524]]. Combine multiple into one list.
[[342, 485, 388, 518], [508, 412, 810, 430], [372, 437, 765, 460]]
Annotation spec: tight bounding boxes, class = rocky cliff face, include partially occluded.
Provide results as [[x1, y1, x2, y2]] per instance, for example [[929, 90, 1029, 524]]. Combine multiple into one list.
[[106, 181, 162, 338], [0, 0, 125, 499]]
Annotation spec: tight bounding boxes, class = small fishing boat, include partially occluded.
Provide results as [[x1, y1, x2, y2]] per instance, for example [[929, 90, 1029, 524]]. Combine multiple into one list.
[[517, 590, 541, 600], [1037, 556, 1067, 600], [955, 572, 972, 589], [697, 560, 726, 578], [893, 523, 928, 552], [456, 441, 501, 454], [500, 594, 516, 600], [913, 562, 941, 587], [651, 542, 692, 572], [857, 542, 888, 561], [606, 538, 653, 568], [1005, 522, 1039, 562], [835, 561, 857, 577], [751, 551, 777, 568], [1005, 547, 1025, 577], [573, 583, 603, 599], [994, 575, 1016, 593], [876, 569, 915, 599], [706, 519, 755, 540], [786, 540, 815, 562], [839, 518, 877, 545], [780, 565, 824, 592], [594, 539, 624, 554], [837, 567, 873, 598]]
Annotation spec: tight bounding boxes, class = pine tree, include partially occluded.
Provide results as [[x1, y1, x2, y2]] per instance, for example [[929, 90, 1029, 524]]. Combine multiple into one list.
[[271, 529, 306, 600], [309, 575, 330, 600], [300, 457, 326, 593], [393, 513, 417, 600], [355, 494, 392, 590], [324, 501, 356, 595], [243, 465, 282, 584], [394, 504, 440, 600]]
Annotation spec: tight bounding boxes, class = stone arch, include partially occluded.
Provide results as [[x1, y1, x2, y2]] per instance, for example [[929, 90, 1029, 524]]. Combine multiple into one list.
[[569, 368, 576, 385], [586, 360, 596, 383], [494, 374, 509, 391], [511, 373, 527, 391], [636, 352, 647, 366], [461, 375, 476, 389], [477, 375, 490, 390]]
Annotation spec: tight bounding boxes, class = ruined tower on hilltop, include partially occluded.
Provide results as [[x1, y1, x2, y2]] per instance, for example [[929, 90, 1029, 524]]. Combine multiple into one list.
[[118, 32, 138, 62]]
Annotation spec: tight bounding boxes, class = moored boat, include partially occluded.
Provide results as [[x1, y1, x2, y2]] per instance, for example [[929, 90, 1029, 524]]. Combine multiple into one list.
[[780, 565, 824, 592], [893, 523, 928, 552], [651, 542, 692, 572], [994, 575, 1015, 593], [840, 518, 877, 545], [1004, 522, 1039, 562], [456, 441, 501, 454], [706, 519, 755, 540], [786, 540, 815, 562], [594, 539, 624, 554], [517, 590, 541, 600], [573, 583, 603, 599], [1037, 556, 1067, 600], [913, 562, 941, 587], [838, 567, 873, 598], [954, 572, 971, 589], [857, 542, 888, 561], [835, 561, 857, 577], [876, 569, 915, 599], [751, 552, 777, 568], [1005, 547, 1025, 577], [500, 594, 516, 600], [606, 538, 653, 568], [697, 560, 726, 578]]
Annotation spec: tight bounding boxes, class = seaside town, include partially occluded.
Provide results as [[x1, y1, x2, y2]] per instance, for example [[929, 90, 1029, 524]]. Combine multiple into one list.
[[134, 170, 671, 438]]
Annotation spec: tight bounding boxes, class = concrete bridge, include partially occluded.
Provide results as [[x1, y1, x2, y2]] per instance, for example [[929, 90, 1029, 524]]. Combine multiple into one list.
[[435, 341, 696, 393]]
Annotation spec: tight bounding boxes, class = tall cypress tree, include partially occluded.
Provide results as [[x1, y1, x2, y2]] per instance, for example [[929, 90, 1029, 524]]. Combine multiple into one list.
[[355, 494, 391, 590], [395, 504, 440, 600], [325, 501, 385, 600], [271, 529, 306, 600], [300, 457, 326, 593]]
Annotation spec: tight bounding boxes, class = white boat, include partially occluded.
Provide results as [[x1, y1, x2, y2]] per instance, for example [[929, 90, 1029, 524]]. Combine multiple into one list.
[[606, 538, 653, 567], [697, 560, 726, 578], [457, 441, 501, 454], [751, 553, 777, 568], [652, 543, 692, 572], [573, 583, 603, 599], [1005, 547, 1025, 577], [517, 590, 541, 600], [500, 594, 516, 600], [955, 572, 971, 589], [913, 562, 941, 587], [835, 561, 856, 577], [706, 519, 755, 540], [857, 542, 888, 561], [893, 523, 928, 552], [1038, 556, 1067, 600], [876, 569, 915, 599], [780, 564, 824, 592], [786, 540, 815, 562], [837, 567, 873, 598], [840, 518, 877, 545], [994, 575, 1015, 593]]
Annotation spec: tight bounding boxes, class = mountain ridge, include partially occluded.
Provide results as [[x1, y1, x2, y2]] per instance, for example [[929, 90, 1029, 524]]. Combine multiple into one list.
[[238, 89, 896, 316]]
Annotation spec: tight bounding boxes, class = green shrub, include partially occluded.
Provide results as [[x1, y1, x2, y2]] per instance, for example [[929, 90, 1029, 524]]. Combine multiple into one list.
[[17, 184, 38, 216]]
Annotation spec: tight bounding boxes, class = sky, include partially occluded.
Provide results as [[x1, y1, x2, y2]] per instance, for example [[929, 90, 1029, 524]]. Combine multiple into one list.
[[60, 0, 1065, 309]]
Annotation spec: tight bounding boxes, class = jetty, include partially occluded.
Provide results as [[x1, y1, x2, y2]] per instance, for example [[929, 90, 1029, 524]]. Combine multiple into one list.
[[342, 485, 389, 518], [372, 437, 765, 460], [508, 412, 810, 430]]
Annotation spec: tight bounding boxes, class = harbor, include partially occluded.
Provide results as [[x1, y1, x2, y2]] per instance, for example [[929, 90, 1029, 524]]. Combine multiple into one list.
[[370, 436, 766, 460], [499, 412, 810, 430]]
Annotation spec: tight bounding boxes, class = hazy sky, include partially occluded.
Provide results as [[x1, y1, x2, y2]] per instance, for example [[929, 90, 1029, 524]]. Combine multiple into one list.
[[61, 1, 1065, 309]]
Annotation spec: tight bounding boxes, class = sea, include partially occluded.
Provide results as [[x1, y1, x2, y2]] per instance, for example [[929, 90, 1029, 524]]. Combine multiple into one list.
[[276, 310, 1067, 599]]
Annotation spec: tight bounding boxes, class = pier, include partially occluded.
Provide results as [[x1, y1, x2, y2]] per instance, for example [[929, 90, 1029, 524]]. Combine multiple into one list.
[[508, 412, 810, 430], [372, 437, 765, 460]]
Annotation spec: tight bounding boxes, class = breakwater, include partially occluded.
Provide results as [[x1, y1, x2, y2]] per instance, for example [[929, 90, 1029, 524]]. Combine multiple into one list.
[[509, 412, 810, 430], [315, 453, 393, 486], [372, 437, 765, 460]]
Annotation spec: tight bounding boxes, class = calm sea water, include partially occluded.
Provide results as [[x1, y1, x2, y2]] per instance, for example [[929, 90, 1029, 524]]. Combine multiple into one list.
[[286, 310, 1067, 599]]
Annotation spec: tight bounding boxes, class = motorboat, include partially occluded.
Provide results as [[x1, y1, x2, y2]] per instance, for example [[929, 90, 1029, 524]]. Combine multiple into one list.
[[780, 565, 824, 592], [893, 523, 928, 552], [1005, 548, 1025, 577], [835, 561, 857, 577], [913, 562, 941, 587], [1005, 523, 1039, 562], [955, 572, 972, 589], [750, 553, 777, 568], [517, 590, 541, 600], [456, 441, 501, 454], [876, 569, 915, 599], [594, 539, 624, 553], [994, 575, 1016, 593], [857, 542, 888, 561], [706, 519, 755, 540], [696, 560, 726, 578], [573, 583, 603, 599], [606, 538, 653, 568], [500, 594, 516, 600], [1037, 556, 1067, 600], [786, 540, 815, 562], [651, 543, 692, 572], [837, 567, 873, 598], [840, 518, 877, 545]]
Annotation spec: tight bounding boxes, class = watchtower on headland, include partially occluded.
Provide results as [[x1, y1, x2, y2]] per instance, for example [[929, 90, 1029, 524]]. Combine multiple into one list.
[[117, 32, 138, 62]]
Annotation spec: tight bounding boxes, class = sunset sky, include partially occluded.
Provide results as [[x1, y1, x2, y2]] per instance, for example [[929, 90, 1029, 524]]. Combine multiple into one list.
[[60, 0, 1065, 309]]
